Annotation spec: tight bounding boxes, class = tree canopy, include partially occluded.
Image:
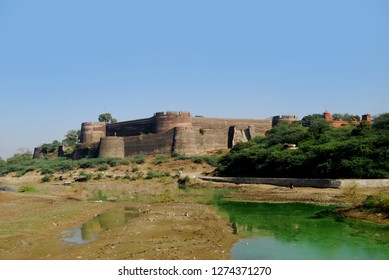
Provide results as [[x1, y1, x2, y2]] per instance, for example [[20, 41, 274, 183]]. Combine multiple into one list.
[[217, 113, 389, 179], [98, 113, 117, 124], [62, 130, 80, 148]]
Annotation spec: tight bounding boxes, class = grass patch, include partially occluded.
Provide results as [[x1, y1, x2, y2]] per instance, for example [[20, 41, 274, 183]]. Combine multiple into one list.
[[361, 192, 389, 216], [173, 154, 220, 167], [17, 185, 41, 193], [153, 154, 167, 165], [89, 190, 108, 201], [145, 169, 170, 180]]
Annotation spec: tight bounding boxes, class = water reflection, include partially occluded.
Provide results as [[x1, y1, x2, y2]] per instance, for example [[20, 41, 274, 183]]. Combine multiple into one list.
[[61, 207, 138, 244], [217, 201, 389, 260]]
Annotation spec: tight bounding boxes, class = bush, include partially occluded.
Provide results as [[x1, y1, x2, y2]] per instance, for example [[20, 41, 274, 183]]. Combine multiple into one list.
[[41, 175, 53, 182], [361, 193, 389, 215], [97, 163, 110, 171], [177, 176, 191, 189], [79, 171, 92, 181], [133, 155, 145, 164], [131, 165, 139, 172], [41, 167, 54, 175], [154, 154, 167, 165]]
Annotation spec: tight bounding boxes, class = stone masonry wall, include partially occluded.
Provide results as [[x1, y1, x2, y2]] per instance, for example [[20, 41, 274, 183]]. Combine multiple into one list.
[[123, 129, 175, 156], [173, 127, 229, 154], [192, 117, 272, 132], [106, 117, 154, 137]]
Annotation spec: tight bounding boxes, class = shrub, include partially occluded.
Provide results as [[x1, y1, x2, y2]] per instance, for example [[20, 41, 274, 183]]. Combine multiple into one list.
[[134, 155, 145, 164], [41, 167, 54, 175], [177, 176, 191, 189], [154, 154, 166, 165], [107, 158, 121, 167], [361, 193, 389, 215], [123, 172, 131, 180], [41, 175, 53, 182], [97, 163, 110, 171], [79, 171, 92, 181], [119, 158, 132, 166]]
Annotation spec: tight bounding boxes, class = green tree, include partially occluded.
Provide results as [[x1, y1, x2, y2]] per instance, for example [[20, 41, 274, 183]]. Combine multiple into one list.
[[308, 118, 331, 138], [98, 113, 117, 124], [373, 113, 389, 130], [264, 122, 307, 146], [41, 140, 62, 154], [300, 114, 323, 127], [62, 130, 80, 147], [217, 111, 389, 179]]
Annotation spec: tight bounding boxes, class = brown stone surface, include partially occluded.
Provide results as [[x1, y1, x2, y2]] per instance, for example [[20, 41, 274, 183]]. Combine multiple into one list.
[[75, 112, 274, 158]]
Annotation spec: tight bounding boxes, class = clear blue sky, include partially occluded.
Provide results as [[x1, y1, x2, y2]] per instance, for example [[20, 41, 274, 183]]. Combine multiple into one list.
[[1, 0, 388, 159]]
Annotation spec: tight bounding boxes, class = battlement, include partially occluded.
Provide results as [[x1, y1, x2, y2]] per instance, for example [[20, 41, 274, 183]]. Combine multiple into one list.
[[101, 136, 124, 141], [154, 111, 192, 117]]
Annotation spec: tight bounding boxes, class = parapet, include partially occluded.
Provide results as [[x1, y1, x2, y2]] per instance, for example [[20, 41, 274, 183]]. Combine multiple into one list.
[[154, 111, 192, 118]]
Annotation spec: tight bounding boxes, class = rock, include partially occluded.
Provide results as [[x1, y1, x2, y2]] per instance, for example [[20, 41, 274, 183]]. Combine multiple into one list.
[[0, 186, 14, 192]]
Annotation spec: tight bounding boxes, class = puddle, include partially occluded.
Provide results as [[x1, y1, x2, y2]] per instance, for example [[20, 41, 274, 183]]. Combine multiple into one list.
[[61, 206, 138, 244]]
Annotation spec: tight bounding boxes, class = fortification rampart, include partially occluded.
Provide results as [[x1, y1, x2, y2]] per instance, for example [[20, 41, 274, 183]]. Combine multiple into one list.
[[173, 127, 230, 154], [73, 112, 281, 158], [123, 129, 175, 156]]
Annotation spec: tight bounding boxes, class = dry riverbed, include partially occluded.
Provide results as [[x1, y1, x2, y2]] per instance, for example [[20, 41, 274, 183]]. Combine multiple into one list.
[[1, 169, 388, 260]]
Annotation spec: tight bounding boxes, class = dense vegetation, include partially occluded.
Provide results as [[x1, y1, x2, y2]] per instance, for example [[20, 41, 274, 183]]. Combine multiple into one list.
[[0, 153, 219, 179], [217, 113, 389, 179]]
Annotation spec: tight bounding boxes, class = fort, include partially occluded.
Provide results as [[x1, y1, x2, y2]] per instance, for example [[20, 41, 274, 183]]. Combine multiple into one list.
[[33, 110, 371, 159], [71, 111, 287, 159]]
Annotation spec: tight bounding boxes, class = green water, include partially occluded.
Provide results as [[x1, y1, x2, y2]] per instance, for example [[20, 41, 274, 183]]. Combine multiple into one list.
[[216, 201, 389, 260]]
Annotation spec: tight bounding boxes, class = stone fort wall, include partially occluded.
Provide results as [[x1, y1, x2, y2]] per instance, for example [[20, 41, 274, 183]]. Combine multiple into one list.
[[75, 111, 279, 158]]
